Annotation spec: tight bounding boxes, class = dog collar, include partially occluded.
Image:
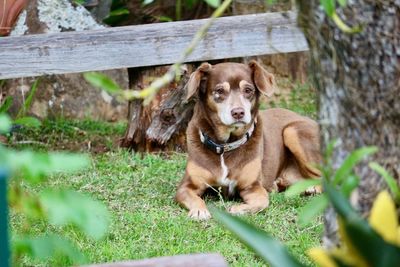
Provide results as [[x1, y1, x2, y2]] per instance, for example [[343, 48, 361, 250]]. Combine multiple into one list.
[[199, 122, 256, 155]]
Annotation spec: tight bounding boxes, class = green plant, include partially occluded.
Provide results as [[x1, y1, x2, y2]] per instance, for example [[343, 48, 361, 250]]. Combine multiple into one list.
[[1, 114, 110, 265], [211, 146, 400, 267], [284, 142, 377, 226], [0, 79, 41, 129], [319, 0, 361, 33], [103, 0, 130, 26]]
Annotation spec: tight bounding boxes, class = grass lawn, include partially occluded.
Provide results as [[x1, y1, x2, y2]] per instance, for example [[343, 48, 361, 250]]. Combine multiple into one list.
[[9, 82, 322, 266]]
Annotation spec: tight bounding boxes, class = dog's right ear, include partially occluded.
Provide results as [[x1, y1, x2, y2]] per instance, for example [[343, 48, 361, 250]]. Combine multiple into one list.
[[185, 63, 212, 101]]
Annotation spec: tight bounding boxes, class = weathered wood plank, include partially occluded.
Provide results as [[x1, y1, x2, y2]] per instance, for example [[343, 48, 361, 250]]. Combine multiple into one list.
[[83, 253, 228, 267], [0, 11, 308, 79]]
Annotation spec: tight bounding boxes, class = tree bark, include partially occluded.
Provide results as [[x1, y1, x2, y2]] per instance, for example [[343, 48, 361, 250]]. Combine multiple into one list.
[[297, 0, 400, 247], [121, 65, 195, 152]]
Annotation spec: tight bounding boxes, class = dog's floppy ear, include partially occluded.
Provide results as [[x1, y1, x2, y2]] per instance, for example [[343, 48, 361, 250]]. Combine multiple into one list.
[[186, 62, 212, 101], [249, 60, 275, 97]]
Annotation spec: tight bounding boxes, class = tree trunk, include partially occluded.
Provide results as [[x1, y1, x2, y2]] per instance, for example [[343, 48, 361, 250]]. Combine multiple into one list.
[[120, 65, 195, 152], [297, 0, 400, 247]]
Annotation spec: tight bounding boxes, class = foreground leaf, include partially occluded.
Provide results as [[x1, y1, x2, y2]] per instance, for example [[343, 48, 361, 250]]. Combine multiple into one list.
[[333, 146, 377, 185], [7, 151, 89, 183], [211, 207, 305, 267], [84, 72, 123, 94], [285, 179, 321, 198], [14, 234, 86, 264], [324, 181, 400, 266], [298, 194, 328, 226], [368, 191, 398, 245], [40, 189, 110, 240], [204, 0, 221, 8], [369, 162, 400, 204], [0, 114, 11, 133], [320, 0, 335, 16]]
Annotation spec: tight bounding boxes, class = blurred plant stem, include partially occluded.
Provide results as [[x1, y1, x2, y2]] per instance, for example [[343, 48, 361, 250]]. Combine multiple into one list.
[[126, 0, 232, 105]]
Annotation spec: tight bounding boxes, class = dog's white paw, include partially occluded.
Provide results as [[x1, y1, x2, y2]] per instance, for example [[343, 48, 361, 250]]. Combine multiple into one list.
[[304, 185, 322, 195], [228, 204, 250, 215], [188, 208, 211, 220]]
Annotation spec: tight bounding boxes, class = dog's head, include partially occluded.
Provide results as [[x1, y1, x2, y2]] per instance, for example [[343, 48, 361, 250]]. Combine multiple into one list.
[[186, 60, 275, 138]]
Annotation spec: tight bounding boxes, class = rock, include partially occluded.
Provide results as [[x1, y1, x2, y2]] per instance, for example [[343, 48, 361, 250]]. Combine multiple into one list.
[[3, 0, 128, 122]]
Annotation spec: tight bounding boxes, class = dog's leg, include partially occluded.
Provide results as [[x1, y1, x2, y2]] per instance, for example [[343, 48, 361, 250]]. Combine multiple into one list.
[[283, 121, 322, 194], [176, 181, 210, 220], [176, 161, 214, 220], [228, 181, 269, 215]]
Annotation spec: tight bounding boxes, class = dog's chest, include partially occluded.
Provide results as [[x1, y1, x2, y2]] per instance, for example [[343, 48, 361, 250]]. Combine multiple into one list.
[[217, 154, 237, 194]]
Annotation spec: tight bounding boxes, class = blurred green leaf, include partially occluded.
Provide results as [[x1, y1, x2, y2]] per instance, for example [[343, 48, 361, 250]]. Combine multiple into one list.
[[0, 114, 11, 133], [17, 79, 40, 119], [369, 162, 400, 204], [14, 116, 41, 128], [333, 146, 377, 185], [47, 152, 90, 173], [340, 174, 359, 198], [40, 189, 110, 240], [14, 234, 86, 264], [84, 72, 123, 94], [324, 139, 337, 162], [324, 181, 400, 266], [337, 0, 347, 7], [320, 0, 335, 16], [7, 151, 89, 183], [204, 0, 220, 8], [298, 194, 328, 226], [0, 96, 13, 113], [211, 207, 305, 267], [285, 179, 321, 198]]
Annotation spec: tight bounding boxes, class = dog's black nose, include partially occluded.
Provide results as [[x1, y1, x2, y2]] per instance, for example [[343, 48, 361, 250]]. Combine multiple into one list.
[[231, 107, 245, 120]]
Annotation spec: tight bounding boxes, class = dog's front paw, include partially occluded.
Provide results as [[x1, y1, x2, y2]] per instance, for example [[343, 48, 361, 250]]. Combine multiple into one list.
[[188, 208, 211, 220], [304, 185, 322, 195], [228, 204, 251, 215]]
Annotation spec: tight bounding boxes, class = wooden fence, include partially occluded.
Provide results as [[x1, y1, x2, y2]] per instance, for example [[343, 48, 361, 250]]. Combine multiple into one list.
[[0, 11, 307, 80]]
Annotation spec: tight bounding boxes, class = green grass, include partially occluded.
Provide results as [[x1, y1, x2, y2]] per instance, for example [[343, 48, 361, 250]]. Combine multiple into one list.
[[10, 118, 126, 152], [11, 151, 322, 266], [9, 83, 322, 266], [266, 81, 318, 119]]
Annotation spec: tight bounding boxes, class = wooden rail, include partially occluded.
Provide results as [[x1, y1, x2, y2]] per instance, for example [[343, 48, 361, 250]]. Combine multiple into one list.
[[0, 11, 307, 80]]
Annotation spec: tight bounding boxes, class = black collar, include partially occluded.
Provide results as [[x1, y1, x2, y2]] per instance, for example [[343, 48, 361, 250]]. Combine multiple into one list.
[[199, 122, 256, 155]]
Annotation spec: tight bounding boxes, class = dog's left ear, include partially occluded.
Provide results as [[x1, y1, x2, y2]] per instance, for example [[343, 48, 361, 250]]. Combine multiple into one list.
[[185, 62, 212, 101], [249, 60, 276, 97]]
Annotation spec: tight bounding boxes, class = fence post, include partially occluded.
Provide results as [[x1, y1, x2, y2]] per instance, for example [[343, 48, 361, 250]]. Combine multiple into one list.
[[0, 168, 9, 267]]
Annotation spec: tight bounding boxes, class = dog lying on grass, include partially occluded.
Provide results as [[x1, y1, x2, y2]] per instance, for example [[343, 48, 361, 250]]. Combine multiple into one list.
[[176, 61, 321, 220]]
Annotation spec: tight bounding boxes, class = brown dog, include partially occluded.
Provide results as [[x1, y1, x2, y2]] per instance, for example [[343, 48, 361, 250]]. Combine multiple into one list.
[[176, 61, 321, 220]]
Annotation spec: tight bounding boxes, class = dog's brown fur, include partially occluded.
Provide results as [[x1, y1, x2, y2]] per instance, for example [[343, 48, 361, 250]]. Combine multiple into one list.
[[176, 61, 321, 220]]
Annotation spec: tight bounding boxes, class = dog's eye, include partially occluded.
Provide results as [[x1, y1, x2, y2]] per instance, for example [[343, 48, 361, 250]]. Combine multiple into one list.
[[244, 87, 254, 95], [214, 88, 225, 95]]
